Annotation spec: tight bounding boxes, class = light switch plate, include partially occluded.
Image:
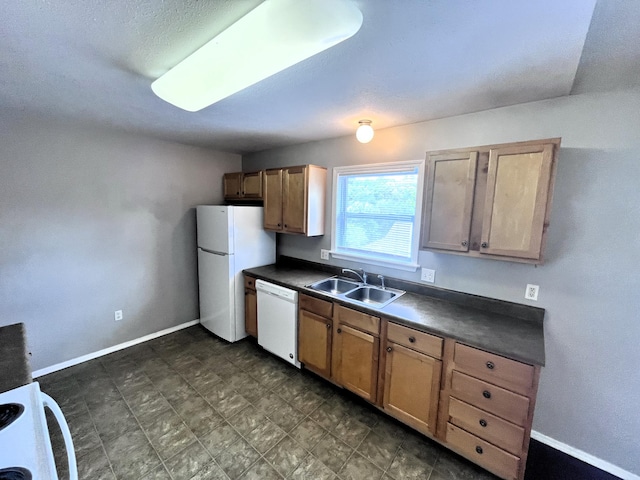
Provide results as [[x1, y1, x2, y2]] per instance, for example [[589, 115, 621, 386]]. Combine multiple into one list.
[[320, 249, 330, 260], [114, 310, 123, 321], [421, 268, 435, 283]]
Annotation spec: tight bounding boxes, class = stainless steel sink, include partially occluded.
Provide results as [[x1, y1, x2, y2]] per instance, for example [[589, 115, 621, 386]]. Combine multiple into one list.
[[344, 286, 404, 308], [307, 277, 404, 309], [308, 277, 360, 295]]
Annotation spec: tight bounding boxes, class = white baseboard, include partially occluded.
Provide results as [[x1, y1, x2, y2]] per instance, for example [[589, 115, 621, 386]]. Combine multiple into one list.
[[531, 430, 639, 480], [32, 320, 201, 378]]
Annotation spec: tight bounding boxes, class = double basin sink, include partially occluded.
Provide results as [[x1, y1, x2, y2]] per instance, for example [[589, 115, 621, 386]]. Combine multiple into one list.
[[307, 276, 405, 309]]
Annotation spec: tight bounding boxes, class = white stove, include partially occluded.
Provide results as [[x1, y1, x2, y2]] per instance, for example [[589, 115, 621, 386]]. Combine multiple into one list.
[[0, 382, 77, 480]]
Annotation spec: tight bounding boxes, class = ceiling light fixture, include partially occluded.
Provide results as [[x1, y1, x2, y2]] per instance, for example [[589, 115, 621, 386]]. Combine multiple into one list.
[[151, 0, 363, 112], [356, 120, 374, 143]]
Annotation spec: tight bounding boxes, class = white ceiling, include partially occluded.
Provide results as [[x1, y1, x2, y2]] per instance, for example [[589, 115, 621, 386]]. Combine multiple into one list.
[[2, 0, 638, 154]]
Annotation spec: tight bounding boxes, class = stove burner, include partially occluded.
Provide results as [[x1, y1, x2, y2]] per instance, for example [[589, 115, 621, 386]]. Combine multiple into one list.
[[0, 404, 24, 432], [0, 468, 32, 480]]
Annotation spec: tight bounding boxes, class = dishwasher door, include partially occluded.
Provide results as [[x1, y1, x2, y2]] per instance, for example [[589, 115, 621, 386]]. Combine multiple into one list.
[[256, 280, 300, 368]]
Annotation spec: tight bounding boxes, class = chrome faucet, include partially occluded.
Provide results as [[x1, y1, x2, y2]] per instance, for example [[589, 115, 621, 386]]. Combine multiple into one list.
[[342, 268, 367, 285], [378, 274, 386, 290]]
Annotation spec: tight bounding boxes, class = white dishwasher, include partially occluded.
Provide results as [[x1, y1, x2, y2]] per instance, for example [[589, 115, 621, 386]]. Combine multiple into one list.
[[256, 279, 300, 368]]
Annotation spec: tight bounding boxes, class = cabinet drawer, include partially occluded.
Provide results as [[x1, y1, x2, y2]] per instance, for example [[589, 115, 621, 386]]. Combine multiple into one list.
[[335, 304, 380, 335], [387, 323, 442, 359], [454, 343, 535, 394], [244, 276, 256, 290], [446, 423, 520, 480], [300, 294, 333, 319], [451, 371, 530, 426], [448, 397, 525, 456]]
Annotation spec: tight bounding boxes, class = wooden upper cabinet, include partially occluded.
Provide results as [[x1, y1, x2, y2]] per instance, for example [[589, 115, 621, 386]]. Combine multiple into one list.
[[242, 171, 263, 199], [223, 171, 263, 201], [263, 165, 326, 236], [223, 172, 243, 199], [480, 144, 553, 259], [282, 166, 307, 234], [422, 152, 477, 252], [263, 168, 283, 230], [421, 139, 559, 264]]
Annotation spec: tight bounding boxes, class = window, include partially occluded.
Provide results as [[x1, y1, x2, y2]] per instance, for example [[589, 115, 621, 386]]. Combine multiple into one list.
[[331, 160, 424, 270]]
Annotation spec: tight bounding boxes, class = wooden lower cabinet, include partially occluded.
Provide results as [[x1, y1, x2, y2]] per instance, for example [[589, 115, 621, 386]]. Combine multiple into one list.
[[296, 299, 540, 480], [332, 305, 380, 403], [244, 276, 257, 338], [438, 339, 541, 480], [383, 342, 441, 436], [298, 295, 333, 379]]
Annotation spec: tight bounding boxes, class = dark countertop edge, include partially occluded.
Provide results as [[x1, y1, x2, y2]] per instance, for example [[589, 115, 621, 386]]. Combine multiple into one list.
[[244, 262, 545, 367], [0, 323, 33, 393]]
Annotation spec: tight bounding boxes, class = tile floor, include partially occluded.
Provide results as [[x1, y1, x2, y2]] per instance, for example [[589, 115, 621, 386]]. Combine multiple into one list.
[[40, 325, 500, 480]]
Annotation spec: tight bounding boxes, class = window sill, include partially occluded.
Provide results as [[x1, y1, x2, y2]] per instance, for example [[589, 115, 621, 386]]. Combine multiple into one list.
[[330, 251, 420, 272]]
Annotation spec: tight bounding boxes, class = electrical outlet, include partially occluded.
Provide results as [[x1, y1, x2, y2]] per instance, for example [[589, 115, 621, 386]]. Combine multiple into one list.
[[525, 284, 539, 301], [114, 310, 123, 321], [320, 249, 330, 260], [421, 268, 435, 283]]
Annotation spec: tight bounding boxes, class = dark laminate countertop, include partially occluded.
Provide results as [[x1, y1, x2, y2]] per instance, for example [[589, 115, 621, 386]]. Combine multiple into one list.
[[244, 261, 545, 366], [0, 323, 32, 392]]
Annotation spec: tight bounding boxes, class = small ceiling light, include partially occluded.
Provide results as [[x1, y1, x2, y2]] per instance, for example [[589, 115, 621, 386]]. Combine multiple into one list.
[[356, 120, 374, 143], [152, 0, 363, 112]]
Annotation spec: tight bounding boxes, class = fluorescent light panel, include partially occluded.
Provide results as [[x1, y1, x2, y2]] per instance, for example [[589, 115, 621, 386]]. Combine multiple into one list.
[[152, 0, 363, 112]]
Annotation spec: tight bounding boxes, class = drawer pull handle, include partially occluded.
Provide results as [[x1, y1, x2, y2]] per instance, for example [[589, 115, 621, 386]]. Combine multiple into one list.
[[475, 446, 483, 454], [386, 346, 392, 353], [408, 336, 416, 343], [482, 390, 491, 399], [337, 328, 342, 334], [479, 419, 487, 427], [326, 323, 331, 329], [486, 361, 495, 370]]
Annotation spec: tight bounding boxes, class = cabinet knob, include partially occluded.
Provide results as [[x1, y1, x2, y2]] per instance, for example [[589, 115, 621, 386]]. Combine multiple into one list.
[[482, 390, 491, 399], [481, 242, 488, 248], [289, 353, 293, 359], [486, 361, 495, 370], [475, 446, 483, 455], [236, 191, 240, 195], [386, 346, 392, 352], [284, 224, 287, 228], [479, 419, 487, 427], [277, 223, 281, 227], [326, 323, 331, 329], [408, 336, 416, 343], [461, 240, 468, 247], [337, 328, 342, 334]]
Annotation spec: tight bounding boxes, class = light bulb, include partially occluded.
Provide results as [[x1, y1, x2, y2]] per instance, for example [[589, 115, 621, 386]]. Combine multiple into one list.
[[356, 120, 374, 143]]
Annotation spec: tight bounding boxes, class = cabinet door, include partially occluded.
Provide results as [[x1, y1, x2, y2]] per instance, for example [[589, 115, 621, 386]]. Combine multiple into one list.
[[244, 288, 257, 338], [480, 144, 553, 259], [298, 309, 332, 379], [422, 152, 477, 251], [282, 166, 307, 234], [243, 171, 263, 199], [223, 173, 243, 199], [263, 169, 283, 231], [383, 342, 441, 436], [333, 323, 379, 402]]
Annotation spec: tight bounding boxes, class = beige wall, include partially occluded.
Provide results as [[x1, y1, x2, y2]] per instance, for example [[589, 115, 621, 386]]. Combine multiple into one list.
[[244, 90, 640, 476], [0, 110, 241, 370]]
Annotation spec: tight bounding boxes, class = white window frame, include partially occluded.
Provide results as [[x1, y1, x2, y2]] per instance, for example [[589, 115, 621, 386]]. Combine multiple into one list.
[[330, 159, 425, 271]]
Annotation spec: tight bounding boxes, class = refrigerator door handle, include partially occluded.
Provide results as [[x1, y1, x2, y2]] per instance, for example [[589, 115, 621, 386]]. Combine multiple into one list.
[[199, 247, 229, 256]]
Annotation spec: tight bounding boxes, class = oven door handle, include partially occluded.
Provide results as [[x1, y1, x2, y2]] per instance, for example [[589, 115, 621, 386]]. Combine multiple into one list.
[[41, 392, 78, 480]]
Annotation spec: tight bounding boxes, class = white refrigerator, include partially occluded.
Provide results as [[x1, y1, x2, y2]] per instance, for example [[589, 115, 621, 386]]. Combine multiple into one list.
[[197, 205, 275, 342]]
